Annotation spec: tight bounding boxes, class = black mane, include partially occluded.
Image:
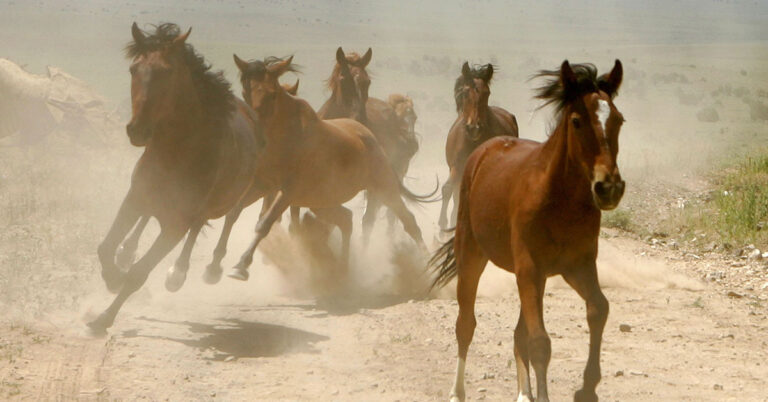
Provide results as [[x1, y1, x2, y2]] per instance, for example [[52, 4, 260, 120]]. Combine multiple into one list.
[[454, 63, 494, 111], [532, 63, 604, 114], [126, 23, 234, 120]]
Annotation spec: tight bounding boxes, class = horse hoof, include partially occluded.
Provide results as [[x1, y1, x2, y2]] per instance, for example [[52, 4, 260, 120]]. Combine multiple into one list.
[[86, 315, 111, 337], [115, 245, 136, 270], [574, 389, 598, 402], [202, 264, 223, 285], [227, 268, 249, 281], [164, 267, 187, 292]]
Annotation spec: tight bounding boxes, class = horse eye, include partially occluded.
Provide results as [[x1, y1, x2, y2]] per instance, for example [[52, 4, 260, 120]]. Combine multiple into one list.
[[571, 117, 581, 129]]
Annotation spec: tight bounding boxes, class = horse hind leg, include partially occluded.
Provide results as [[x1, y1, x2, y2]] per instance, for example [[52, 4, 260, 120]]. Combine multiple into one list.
[[516, 259, 551, 402], [97, 191, 142, 293], [563, 264, 609, 402], [450, 227, 488, 402], [165, 220, 205, 292], [361, 194, 382, 249], [310, 205, 353, 271], [438, 172, 455, 231], [116, 215, 149, 270]]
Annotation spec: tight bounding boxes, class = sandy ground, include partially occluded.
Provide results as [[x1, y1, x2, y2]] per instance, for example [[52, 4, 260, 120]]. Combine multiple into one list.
[[2, 1, 768, 401]]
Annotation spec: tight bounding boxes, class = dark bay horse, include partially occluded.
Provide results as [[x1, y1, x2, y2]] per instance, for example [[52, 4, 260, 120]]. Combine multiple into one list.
[[430, 60, 625, 402], [438, 62, 519, 230], [317, 47, 423, 239], [89, 23, 263, 333], [229, 54, 428, 281]]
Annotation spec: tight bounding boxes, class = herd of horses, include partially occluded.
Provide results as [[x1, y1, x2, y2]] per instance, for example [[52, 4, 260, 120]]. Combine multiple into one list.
[[88, 23, 626, 402]]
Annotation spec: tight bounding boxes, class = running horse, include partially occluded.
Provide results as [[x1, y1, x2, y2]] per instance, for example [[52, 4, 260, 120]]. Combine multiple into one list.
[[317, 47, 422, 240], [438, 62, 519, 230], [89, 23, 263, 333], [430, 60, 625, 402], [228, 54, 429, 281]]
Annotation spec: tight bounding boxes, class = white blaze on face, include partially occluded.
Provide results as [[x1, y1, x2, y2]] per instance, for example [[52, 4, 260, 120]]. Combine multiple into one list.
[[596, 99, 610, 138]]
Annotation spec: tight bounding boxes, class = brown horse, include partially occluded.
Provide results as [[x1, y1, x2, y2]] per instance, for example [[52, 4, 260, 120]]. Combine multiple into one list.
[[438, 62, 519, 230], [430, 60, 625, 402], [89, 23, 263, 333], [317, 48, 424, 239], [229, 54, 428, 281]]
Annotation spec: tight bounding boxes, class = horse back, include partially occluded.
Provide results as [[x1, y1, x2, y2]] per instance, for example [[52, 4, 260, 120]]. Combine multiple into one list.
[[490, 106, 519, 138]]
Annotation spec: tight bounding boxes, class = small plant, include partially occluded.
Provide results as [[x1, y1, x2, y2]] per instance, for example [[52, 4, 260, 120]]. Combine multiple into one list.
[[690, 297, 705, 309], [390, 333, 412, 344], [601, 208, 634, 232]]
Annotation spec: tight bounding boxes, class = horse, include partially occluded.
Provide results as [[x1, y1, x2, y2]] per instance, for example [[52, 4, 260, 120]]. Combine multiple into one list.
[[438, 62, 519, 231], [113, 78, 301, 279], [317, 47, 424, 240], [429, 60, 625, 402], [228, 54, 429, 281], [89, 23, 264, 334]]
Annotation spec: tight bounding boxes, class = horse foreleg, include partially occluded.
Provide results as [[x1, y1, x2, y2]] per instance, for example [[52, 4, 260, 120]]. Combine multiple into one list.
[[229, 191, 291, 281], [164, 220, 205, 292], [116, 215, 149, 270], [451, 228, 488, 402], [87, 223, 187, 335], [516, 258, 551, 402], [563, 263, 609, 402], [438, 170, 455, 231], [513, 310, 534, 402], [97, 191, 142, 293], [204, 204, 243, 284], [361, 194, 382, 248]]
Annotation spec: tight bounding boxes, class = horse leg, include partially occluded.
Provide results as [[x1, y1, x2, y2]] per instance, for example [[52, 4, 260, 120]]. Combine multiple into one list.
[[229, 191, 291, 281], [562, 263, 609, 402], [259, 193, 274, 219], [288, 206, 302, 235], [361, 194, 382, 248], [97, 191, 142, 293], [164, 220, 205, 292], [87, 223, 187, 335], [449, 176, 461, 229], [379, 192, 427, 252], [450, 228, 488, 402], [438, 169, 456, 230], [204, 204, 243, 284], [513, 310, 534, 402], [116, 215, 149, 270], [310, 205, 353, 271], [516, 263, 551, 402]]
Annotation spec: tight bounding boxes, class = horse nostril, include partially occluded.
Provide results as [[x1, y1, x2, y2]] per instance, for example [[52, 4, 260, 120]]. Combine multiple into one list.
[[594, 181, 611, 197]]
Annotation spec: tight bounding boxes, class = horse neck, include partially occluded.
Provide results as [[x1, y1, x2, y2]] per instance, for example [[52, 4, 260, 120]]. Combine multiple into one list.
[[147, 81, 218, 154], [263, 89, 311, 146], [541, 115, 593, 205]]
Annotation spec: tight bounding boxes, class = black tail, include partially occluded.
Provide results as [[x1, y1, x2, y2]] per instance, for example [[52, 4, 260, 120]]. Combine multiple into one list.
[[400, 174, 441, 203], [429, 234, 457, 290]]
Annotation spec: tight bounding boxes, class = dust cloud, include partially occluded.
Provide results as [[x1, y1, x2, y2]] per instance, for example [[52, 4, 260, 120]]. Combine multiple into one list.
[[1, 0, 766, 324]]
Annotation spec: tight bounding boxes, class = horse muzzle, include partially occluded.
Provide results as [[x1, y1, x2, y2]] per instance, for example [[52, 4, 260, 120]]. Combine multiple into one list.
[[126, 122, 150, 147], [466, 124, 481, 141], [592, 176, 625, 210]]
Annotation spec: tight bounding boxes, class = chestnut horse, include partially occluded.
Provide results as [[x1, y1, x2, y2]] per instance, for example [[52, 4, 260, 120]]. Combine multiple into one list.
[[89, 23, 264, 333], [430, 60, 625, 402], [438, 62, 519, 230], [317, 47, 423, 239], [228, 55, 428, 281]]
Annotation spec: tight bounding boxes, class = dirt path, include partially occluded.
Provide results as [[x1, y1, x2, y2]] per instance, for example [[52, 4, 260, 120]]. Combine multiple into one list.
[[2, 233, 767, 401]]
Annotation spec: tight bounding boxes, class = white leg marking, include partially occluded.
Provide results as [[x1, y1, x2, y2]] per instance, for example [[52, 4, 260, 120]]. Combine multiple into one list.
[[450, 357, 466, 401], [516, 393, 533, 402], [596, 99, 610, 138], [516, 356, 533, 401]]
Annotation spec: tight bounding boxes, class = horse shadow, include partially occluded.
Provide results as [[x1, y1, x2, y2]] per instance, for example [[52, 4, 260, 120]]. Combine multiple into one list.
[[124, 317, 329, 360]]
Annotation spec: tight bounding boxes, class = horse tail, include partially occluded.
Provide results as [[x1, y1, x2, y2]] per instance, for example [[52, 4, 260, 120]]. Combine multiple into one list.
[[399, 174, 441, 203], [429, 233, 457, 290]]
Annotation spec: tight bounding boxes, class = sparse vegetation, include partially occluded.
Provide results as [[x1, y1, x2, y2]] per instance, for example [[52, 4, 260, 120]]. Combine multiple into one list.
[[601, 208, 635, 232]]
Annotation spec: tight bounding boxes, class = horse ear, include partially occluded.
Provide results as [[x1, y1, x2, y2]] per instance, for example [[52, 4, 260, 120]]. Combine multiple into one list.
[[233, 54, 249, 73], [336, 47, 347, 65], [285, 79, 299, 95], [560, 60, 578, 95], [483, 63, 494, 82], [598, 59, 623, 98], [131, 22, 145, 44], [360, 48, 373, 67], [269, 55, 294, 77], [461, 62, 471, 79], [171, 27, 191, 49]]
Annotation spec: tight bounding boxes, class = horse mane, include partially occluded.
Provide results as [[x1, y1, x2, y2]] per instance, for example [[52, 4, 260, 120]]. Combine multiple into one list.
[[532, 63, 602, 115], [125, 23, 234, 120], [325, 52, 368, 91], [454, 64, 495, 111]]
